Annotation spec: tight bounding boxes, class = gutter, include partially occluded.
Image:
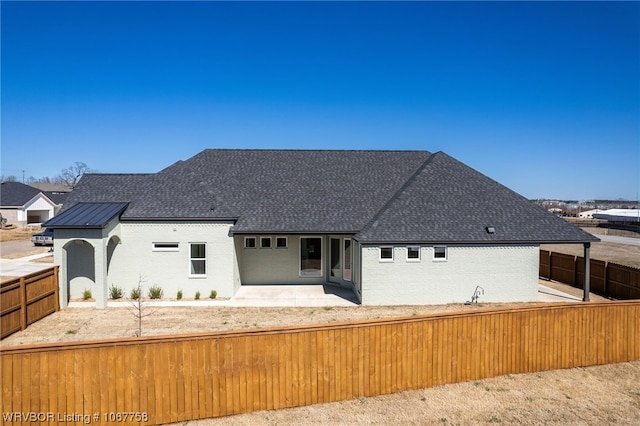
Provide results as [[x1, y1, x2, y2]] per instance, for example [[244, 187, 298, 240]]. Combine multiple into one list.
[[354, 237, 601, 246]]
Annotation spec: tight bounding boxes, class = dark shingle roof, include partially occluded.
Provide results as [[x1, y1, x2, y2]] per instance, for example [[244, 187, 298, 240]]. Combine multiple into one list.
[[158, 149, 431, 231], [356, 152, 598, 243], [44, 202, 129, 228], [44, 191, 68, 204], [0, 181, 57, 207], [62, 149, 597, 244]]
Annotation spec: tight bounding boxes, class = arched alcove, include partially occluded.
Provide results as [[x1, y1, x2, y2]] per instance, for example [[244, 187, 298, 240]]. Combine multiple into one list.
[[63, 239, 95, 300]]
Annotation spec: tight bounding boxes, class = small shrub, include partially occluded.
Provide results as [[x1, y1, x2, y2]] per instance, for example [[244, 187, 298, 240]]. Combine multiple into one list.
[[209, 289, 217, 299], [195, 290, 201, 300], [66, 329, 78, 335], [148, 284, 163, 300], [130, 287, 141, 300], [109, 284, 124, 299], [82, 289, 92, 300], [177, 289, 183, 300]]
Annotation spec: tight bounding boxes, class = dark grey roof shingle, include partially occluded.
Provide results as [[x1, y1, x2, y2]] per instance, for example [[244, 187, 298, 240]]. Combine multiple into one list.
[[356, 152, 598, 243], [0, 181, 58, 207], [62, 149, 597, 244]]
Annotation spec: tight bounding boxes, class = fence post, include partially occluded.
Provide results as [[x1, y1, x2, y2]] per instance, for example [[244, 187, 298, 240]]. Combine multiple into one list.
[[19, 277, 27, 331], [583, 243, 591, 302], [603, 261, 608, 298], [53, 266, 60, 312]]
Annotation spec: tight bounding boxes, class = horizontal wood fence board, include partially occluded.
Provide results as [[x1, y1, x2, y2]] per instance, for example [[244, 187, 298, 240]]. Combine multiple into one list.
[[2, 302, 640, 425], [0, 267, 59, 339]]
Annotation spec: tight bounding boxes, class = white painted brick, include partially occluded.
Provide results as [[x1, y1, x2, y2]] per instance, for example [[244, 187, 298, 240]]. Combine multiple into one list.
[[361, 245, 539, 305]]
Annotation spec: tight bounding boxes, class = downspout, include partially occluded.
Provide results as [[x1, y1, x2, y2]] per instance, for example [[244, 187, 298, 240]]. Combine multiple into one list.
[[583, 242, 591, 302]]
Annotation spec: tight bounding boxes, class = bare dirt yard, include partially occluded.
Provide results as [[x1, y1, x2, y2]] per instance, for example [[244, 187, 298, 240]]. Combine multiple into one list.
[[541, 227, 640, 269], [2, 228, 639, 424], [190, 361, 640, 425], [0, 226, 42, 243]]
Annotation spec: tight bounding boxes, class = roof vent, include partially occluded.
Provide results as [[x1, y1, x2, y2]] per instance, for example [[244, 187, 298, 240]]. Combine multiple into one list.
[[486, 226, 496, 234]]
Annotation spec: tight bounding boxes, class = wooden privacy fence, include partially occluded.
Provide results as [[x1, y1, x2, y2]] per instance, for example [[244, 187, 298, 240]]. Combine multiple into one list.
[[1, 301, 639, 425], [539, 250, 640, 300], [0, 267, 59, 339]]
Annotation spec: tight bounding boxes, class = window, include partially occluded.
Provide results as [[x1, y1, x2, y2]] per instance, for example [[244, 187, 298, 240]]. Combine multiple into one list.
[[330, 238, 342, 278], [434, 246, 447, 260], [343, 239, 352, 281], [153, 242, 179, 251], [300, 237, 322, 277], [407, 246, 420, 261], [189, 243, 206, 276], [244, 237, 256, 248], [276, 237, 288, 248], [260, 236, 272, 249], [380, 246, 393, 262]]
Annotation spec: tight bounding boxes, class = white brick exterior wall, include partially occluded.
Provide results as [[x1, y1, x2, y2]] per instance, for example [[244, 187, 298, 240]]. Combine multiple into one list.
[[54, 221, 237, 306], [53, 220, 539, 308], [106, 222, 237, 299], [360, 245, 539, 305]]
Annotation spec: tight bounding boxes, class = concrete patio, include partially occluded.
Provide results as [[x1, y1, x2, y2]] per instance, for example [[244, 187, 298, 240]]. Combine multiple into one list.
[[66, 282, 585, 308]]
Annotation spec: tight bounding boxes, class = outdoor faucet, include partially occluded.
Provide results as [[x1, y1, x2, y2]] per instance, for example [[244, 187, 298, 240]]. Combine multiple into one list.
[[467, 286, 485, 304]]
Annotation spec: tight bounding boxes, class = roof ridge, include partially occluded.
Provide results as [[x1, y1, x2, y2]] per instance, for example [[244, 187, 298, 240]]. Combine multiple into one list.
[[83, 173, 154, 176], [357, 152, 440, 236], [202, 148, 431, 154]]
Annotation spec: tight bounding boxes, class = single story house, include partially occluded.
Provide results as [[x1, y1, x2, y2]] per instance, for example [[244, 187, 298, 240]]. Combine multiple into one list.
[[0, 181, 66, 227], [44, 149, 598, 308]]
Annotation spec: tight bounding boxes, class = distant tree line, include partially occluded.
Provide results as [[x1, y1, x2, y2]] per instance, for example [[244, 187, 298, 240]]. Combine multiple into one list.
[[1, 162, 92, 189]]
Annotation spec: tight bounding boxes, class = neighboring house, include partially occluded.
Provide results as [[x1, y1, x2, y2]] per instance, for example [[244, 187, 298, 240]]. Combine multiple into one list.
[[578, 209, 603, 219], [0, 181, 66, 227], [44, 149, 598, 308]]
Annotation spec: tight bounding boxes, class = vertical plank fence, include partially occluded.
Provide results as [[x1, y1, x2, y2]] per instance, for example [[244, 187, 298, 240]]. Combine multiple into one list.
[[1, 301, 639, 425], [539, 250, 640, 300], [0, 266, 59, 339]]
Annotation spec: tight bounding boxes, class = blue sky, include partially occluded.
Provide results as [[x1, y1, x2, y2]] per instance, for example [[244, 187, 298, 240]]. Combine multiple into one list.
[[2, 1, 639, 201]]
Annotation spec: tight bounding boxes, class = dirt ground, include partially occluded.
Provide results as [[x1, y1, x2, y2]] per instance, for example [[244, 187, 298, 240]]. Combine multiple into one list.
[[186, 361, 640, 426], [2, 228, 639, 424], [541, 241, 640, 269], [541, 227, 640, 269], [0, 226, 42, 242]]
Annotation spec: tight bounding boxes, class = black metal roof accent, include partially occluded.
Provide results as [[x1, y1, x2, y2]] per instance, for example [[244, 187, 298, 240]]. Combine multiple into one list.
[[43, 202, 129, 228]]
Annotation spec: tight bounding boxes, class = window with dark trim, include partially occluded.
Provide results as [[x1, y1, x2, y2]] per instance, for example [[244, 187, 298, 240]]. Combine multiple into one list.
[[300, 237, 322, 277], [260, 236, 272, 249], [343, 239, 352, 281], [407, 246, 420, 261], [189, 243, 206, 276], [153, 242, 179, 251], [380, 247, 393, 261], [434, 246, 447, 260]]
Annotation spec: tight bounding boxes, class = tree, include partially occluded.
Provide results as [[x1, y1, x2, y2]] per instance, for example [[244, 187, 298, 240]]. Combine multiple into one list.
[[57, 162, 92, 189], [124, 275, 157, 337], [1, 175, 17, 182]]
